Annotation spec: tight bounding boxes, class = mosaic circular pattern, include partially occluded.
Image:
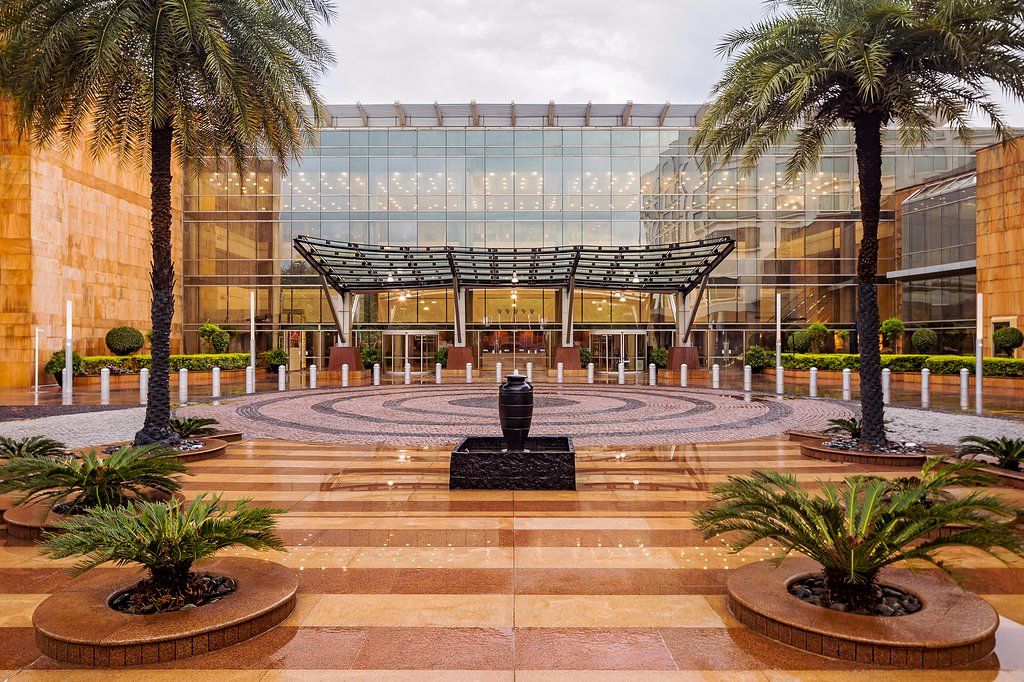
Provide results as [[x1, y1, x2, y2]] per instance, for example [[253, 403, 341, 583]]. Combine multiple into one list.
[[180, 384, 855, 446]]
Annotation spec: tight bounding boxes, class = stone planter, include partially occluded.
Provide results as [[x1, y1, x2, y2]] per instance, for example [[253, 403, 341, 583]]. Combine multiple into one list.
[[785, 430, 828, 446], [799, 441, 956, 467], [727, 557, 997, 667], [33, 557, 296, 667], [5, 490, 185, 542]]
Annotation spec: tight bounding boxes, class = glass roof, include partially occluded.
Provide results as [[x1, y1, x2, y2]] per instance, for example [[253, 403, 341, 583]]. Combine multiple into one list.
[[294, 236, 735, 295]]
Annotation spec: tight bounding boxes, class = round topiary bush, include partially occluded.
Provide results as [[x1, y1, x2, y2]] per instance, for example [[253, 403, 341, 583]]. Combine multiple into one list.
[[880, 317, 905, 351], [743, 345, 772, 371], [910, 328, 938, 354], [806, 323, 829, 353], [105, 326, 145, 356], [789, 331, 812, 353], [994, 326, 1024, 357]]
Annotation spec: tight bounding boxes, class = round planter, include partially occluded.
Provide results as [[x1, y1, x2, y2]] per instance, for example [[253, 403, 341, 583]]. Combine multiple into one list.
[[33, 557, 296, 667], [4, 491, 185, 541], [786, 431, 828, 446], [727, 557, 997, 667], [799, 441, 956, 467], [175, 438, 228, 463], [209, 430, 243, 443]]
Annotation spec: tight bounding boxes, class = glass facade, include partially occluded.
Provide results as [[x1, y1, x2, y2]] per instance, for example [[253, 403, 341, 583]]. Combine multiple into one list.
[[182, 105, 997, 371]]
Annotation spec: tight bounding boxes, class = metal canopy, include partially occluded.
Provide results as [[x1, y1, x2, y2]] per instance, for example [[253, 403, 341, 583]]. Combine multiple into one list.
[[294, 236, 735, 296]]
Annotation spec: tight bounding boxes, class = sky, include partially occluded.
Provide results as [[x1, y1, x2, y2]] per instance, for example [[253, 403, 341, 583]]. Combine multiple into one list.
[[320, 0, 1024, 124]]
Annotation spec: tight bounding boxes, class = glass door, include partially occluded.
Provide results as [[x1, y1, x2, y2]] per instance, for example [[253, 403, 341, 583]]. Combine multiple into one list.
[[383, 331, 439, 374], [592, 331, 647, 373], [475, 330, 550, 373]]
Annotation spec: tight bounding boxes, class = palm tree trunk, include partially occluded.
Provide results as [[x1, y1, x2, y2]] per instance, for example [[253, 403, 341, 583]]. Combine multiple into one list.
[[135, 124, 181, 446], [853, 116, 886, 446]]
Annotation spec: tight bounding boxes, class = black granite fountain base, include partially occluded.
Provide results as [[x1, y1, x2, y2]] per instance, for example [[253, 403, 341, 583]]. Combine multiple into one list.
[[449, 437, 576, 490]]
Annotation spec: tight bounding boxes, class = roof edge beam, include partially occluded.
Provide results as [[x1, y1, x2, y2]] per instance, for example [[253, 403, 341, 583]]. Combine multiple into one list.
[[355, 102, 368, 126], [470, 100, 480, 126], [622, 100, 633, 126], [394, 101, 406, 126], [433, 101, 443, 126], [584, 101, 592, 126], [658, 101, 671, 125], [547, 100, 555, 126]]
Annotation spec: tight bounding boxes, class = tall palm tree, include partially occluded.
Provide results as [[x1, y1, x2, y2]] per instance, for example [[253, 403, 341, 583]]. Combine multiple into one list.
[[693, 0, 1024, 445], [0, 0, 334, 444]]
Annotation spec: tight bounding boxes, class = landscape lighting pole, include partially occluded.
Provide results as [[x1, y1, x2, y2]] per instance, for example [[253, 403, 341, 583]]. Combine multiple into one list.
[[976, 293, 983, 415], [249, 290, 257, 371], [62, 300, 72, 405], [775, 293, 782, 369]]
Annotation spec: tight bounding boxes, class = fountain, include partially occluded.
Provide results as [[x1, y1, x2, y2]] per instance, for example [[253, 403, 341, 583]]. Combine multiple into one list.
[[449, 372, 576, 490]]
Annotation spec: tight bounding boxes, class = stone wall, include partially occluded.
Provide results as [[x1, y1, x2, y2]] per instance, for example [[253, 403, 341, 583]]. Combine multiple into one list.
[[0, 105, 183, 388]]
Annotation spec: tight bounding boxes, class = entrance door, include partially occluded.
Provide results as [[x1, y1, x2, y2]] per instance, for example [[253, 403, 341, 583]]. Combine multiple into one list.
[[592, 331, 647, 373], [383, 331, 439, 373], [476, 330, 549, 373]]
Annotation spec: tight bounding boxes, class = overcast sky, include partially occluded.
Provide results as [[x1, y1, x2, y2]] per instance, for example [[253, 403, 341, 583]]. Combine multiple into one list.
[[320, 0, 1024, 124]]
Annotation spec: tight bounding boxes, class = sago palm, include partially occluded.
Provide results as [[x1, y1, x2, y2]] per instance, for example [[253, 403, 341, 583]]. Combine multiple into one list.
[[0, 436, 67, 460], [694, 466, 1023, 609], [170, 417, 220, 439], [693, 0, 1024, 446], [0, 0, 335, 445], [960, 435, 1024, 471]]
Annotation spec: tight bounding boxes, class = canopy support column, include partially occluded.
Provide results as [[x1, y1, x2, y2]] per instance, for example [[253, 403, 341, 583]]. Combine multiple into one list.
[[560, 288, 576, 347], [680, 274, 709, 346], [319, 274, 345, 346], [454, 287, 467, 347], [674, 291, 689, 346]]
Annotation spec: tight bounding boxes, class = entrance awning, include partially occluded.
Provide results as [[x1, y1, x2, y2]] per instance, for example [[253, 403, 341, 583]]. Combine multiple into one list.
[[293, 236, 735, 296]]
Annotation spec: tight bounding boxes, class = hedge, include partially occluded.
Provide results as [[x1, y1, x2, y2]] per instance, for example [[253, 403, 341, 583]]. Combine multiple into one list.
[[925, 355, 1024, 377], [777, 352, 1024, 377], [74, 353, 250, 376]]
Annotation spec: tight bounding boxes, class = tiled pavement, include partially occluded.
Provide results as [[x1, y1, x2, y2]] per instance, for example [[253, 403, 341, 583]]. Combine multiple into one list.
[[2, 437, 1024, 678]]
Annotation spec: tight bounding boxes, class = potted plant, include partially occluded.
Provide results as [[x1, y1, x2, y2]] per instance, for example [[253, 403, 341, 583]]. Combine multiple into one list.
[[32, 494, 297, 665], [262, 348, 288, 373], [44, 350, 82, 388], [648, 347, 668, 369], [743, 345, 772, 373], [880, 317, 905, 353], [434, 345, 449, 368], [579, 346, 592, 367]]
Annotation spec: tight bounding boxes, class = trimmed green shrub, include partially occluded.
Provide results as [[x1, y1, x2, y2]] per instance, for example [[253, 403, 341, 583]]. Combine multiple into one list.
[[993, 326, 1024, 357], [743, 345, 773, 371], [262, 348, 288, 370], [434, 346, 449, 368], [104, 326, 145, 356], [880, 317, 905, 350], [788, 331, 812, 353], [806, 323, 829, 353], [197, 322, 230, 353], [74, 353, 250, 376], [579, 346, 592, 366], [911, 328, 937, 354], [925, 355, 1024, 377], [881, 354, 929, 373], [360, 346, 382, 369], [649, 347, 668, 368], [779, 353, 928, 372], [835, 329, 850, 352], [45, 350, 83, 378]]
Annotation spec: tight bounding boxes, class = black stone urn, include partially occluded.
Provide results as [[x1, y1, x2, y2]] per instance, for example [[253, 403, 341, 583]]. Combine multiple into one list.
[[498, 374, 533, 451]]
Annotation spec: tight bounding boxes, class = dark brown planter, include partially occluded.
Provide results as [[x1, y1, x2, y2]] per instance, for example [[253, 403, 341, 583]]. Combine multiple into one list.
[[33, 557, 296, 667], [727, 557, 997, 667], [975, 463, 1024, 491], [799, 441, 956, 467], [4, 490, 186, 542]]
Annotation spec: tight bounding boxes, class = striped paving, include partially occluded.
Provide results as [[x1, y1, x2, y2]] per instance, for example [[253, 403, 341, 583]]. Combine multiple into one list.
[[2, 438, 1024, 679]]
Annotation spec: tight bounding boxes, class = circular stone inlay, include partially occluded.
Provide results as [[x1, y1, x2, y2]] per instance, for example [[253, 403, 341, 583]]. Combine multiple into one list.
[[448, 396, 579, 409]]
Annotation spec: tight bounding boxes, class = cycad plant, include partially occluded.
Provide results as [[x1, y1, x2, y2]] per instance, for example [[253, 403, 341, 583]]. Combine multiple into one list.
[[960, 436, 1024, 471], [0, 445, 187, 513], [0, 436, 67, 460], [0, 0, 335, 446], [694, 464, 1023, 609], [43, 494, 284, 600], [170, 417, 220, 439], [693, 0, 1024, 446], [823, 417, 862, 440]]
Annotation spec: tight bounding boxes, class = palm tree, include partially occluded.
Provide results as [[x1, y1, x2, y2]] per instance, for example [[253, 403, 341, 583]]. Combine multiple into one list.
[[693, 0, 1024, 445], [0, 0, 335, 444]]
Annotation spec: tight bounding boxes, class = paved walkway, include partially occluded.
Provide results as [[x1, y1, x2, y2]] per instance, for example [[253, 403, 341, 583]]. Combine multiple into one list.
[[0, 408, 145, 448]]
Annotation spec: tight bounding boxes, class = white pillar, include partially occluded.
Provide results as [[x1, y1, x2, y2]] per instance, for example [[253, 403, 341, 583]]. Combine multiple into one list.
[[62, 300, 73, 405], [33, 327, 42, 394], [648, 363, 656, 386], [249, 290, 257, 371], [921, 368, 930, 408], [841, 368, 851, 401], [711, 363, 720, 389], [976, 292, 984, 415], [179, 368, 189, 405], [435, 363, 442, 384], [557, 362, 564, 383], [100, 368, 110, 405], [404, 362, 411, 384], [776, 366, 784, 395], [278, 364, 286, 391], [526, 362, 533, 382], [775, 292, 782, 370], [309, 365, 317, 390], [809, 367, 817, 398], [495, 362, 502, 383], [210, 366, 221, 398], [342, 363, 349, 387], [246, 365, 254, 394], [466, 362, 473, 383], [373, 363, 380, 386], [618, 362, 625, 385], [882, 367, 891, 404], [139, 368, 149, 405], [743, 365, 752, 392], [960, 367, 969, 410], [587, 362, 594, 383], [680, 363, 688, 387]]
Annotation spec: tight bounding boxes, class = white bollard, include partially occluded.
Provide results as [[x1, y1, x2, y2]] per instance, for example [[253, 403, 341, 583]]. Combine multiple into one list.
[[960, 367, 969, 410], [809, 367, 818, 398], [882, 368, 891, 405], [245, 365, 254, 394], [404, 362, 411, 385], [649, 363, 656, 386], [743, 365, 752, 392], [680, 363, 688, 387], [496, 362, 502, 383], [921, 368, 930, 408], [179, 368, 189, 405], [526, 362, 533, 382], [466, 362, 472, 383], [711, 363, 720, 389], [373, 363, 381, 386], [212, 366, 221, 398], [100, 368, 110, 405], [308, 365, 316, 390], [435, 362, 442, 384], [139, 368, 149, 405], [842, 368, 852, 401], [557, 362, 564, 383], [976, 338, 984, 415], [278, 364, 286, 391], [342, 363, 349, 387], [776, 366, 784, 395], [618, 362, 625, 385], [587, 362, 594, 383]]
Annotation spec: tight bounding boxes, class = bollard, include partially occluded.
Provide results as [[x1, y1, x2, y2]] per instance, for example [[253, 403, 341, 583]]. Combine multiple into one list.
[[680, 363, 688, 387], [404, 363, 411, 385], [960, 367, 969, 410], [100, 368, 110, 405], [139, 368, 149, 405], [842, 368, 851, 401], [921, 368, 930, 408], [557, 362, 564, 383], [587, 362, 594, 383], [245, 365, 254, 394], [809, 367, 818, 398], [342, 363, 349, 387], [373, 363, 381, 386], [649, 363, 656, 386], [711, 363, 720, 389], [618, 362, 625, 385], [882, 368, 891, 405], [776, 366, 784, 396], [743, 365, 752, 392], [179, 368, 189, 405], [435, 362, 442, 384], [212, 367, 221, 398], [526, 362, 533, 382], [466, 362, 473, 383], [308, 365, 316, 390], [976, 338, 984, 415], [496, 362, 502, 383], [278, 365, 286, 392]]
